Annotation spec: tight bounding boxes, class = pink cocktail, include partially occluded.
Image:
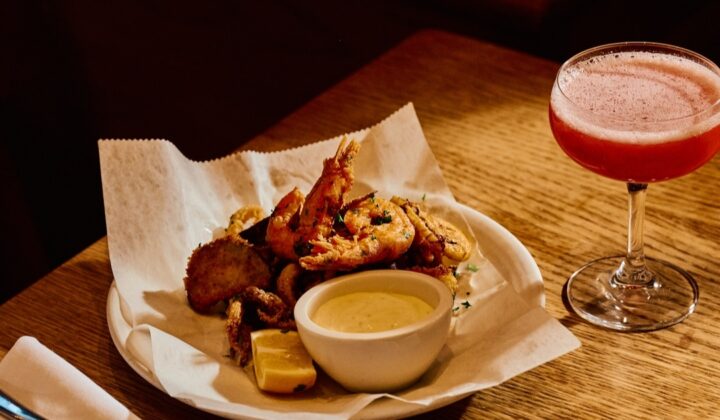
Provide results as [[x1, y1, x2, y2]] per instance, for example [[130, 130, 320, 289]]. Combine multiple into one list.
[[549, 43, 720, 331]]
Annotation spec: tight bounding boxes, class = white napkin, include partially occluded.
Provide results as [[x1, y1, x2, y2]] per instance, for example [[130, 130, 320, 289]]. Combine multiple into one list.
[[0, 336, 139, 420]]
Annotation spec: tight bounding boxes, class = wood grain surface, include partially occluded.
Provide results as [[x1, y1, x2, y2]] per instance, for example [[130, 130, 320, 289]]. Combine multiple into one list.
[[2, 30, 719, 419]]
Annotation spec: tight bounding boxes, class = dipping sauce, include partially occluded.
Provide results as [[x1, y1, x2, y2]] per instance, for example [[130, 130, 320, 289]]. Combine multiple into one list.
[[312, 292, 434, 333]]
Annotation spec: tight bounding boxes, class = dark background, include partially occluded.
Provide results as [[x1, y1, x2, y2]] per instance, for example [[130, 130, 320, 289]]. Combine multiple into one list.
[[2, 0, 719, 302]]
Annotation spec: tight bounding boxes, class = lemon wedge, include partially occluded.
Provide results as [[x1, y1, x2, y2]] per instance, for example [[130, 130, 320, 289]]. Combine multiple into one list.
[[250, 329, 316, 393]]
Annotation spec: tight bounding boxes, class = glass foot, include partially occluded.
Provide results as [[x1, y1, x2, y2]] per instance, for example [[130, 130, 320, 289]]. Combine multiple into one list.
[[566, 256, 699, 332]]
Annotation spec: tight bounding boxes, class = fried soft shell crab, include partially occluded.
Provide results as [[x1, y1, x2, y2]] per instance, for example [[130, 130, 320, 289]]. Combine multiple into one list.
[[183, 138, 473, 366]]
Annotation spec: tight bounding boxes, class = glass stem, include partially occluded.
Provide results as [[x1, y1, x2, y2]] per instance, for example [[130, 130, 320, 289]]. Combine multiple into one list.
[[615, 182, 654, 285]]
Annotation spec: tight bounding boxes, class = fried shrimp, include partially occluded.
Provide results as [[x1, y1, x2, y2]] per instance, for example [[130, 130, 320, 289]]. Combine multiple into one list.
[[297, 137, 359, 242], [391, 196, 472, 265], [300, 194, 415, 271], [266, 188, 304, 260], [266, 138, 360, 260], [184, 235, 271, 312]]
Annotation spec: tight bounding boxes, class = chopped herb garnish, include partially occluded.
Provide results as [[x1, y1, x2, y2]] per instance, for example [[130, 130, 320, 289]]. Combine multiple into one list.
[[461, 300, 472, 309], [370, 234, 377, 240], [336, 212, 344, 224], [421, 193, 426, 201], [467, 263, 479, 272], [371, 213, 393, 225], [452, 306, 460, 312]]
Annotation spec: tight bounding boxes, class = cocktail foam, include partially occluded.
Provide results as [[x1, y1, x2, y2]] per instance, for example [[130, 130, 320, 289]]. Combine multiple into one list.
[[551, 51, 720, 144]]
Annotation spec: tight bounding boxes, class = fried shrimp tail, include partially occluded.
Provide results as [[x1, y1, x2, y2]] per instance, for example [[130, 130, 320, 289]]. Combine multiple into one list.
[[266, 187, 304, 260], [296, 137, 360, 242], [266, 138, 360, 260]]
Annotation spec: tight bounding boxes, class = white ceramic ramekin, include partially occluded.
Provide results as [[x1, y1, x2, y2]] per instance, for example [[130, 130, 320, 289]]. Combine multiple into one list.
[[294, 269, 453, 392]]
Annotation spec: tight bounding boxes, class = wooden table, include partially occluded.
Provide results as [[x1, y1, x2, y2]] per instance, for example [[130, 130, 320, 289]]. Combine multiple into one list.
[[2, 30, 719, 419]]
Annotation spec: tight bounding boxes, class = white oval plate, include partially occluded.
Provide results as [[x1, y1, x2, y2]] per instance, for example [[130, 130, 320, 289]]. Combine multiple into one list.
[[107, 203, 543, 419]]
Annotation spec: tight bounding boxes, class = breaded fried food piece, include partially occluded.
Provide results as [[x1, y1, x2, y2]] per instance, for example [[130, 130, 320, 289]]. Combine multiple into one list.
[[407, 264, 459, 293], [225, 287, 296, 366], [225, 297, 252, 365], [241, 286, 296, 330], [391, 196, 472, 265], [184, 235, 271, 312], [226, 205, 265, 238]]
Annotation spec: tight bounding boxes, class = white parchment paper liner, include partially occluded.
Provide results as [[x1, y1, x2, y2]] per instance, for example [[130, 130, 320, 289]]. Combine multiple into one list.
[[99, 103, 580, 419]]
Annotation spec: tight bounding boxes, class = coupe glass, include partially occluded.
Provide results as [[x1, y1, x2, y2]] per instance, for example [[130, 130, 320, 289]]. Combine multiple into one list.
[[549, 42, 720, 331]]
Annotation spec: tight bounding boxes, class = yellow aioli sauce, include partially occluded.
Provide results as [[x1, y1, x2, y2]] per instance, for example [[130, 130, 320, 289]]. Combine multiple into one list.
[[313, 291, 434, 333]]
